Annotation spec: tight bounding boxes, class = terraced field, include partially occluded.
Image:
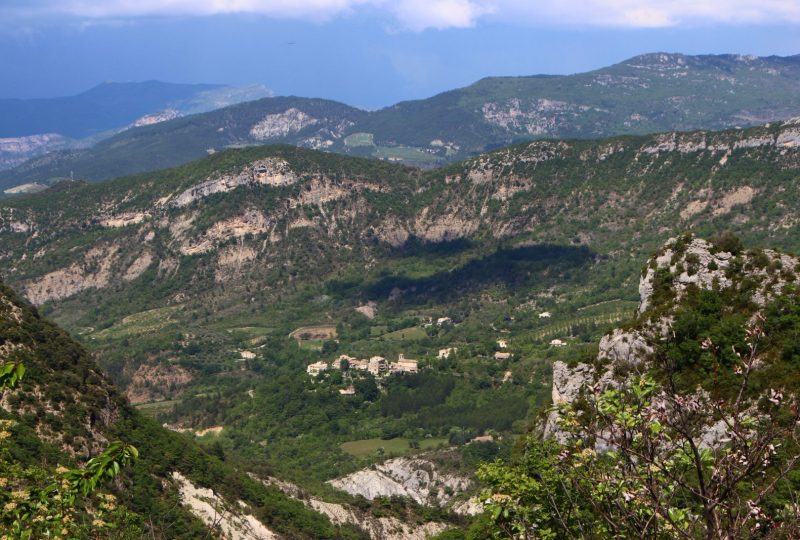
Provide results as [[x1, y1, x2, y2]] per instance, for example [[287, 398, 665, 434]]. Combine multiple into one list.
[[530, 300, 638, 341], [340, 437, 449, 458], [92, 305, 182, 340]]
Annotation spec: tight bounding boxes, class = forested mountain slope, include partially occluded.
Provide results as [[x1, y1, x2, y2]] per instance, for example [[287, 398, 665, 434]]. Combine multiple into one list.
[[471, 234, 800, 538], [3, 52, 800, 187], [0, 281, 369, 539], [1, 120, 800, 532]]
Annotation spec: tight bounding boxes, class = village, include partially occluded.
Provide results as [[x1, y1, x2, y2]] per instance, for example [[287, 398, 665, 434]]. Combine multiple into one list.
[[307, 352, 420, 379], [303, 310, 572, 393]]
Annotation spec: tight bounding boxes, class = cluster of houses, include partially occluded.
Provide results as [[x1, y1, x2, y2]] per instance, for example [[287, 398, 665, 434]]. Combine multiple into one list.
[[304, 310, 566, 382], [307, 353, 419, 379], [437, 339, 516, 361]]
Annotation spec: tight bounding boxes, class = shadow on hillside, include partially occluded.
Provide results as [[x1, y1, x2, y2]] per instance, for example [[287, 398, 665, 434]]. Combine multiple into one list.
[[364, 243, 595, 304], [388, 236, 475, 257]]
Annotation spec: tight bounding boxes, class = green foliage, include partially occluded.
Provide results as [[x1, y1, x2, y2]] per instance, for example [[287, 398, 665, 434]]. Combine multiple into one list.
[[6, 53, 800, 185], [479, 287, 800, 539], [0, 356, 140, 539], [710, 231, 744, 255]]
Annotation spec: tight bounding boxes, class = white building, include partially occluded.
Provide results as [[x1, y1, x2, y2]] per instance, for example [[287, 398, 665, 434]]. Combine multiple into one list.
[[494, 352, 512, 360], [333, 354, 357, 369], [539, 312, 552, 318], [438, 347, 457, 359], [349, 359, 369, 371], [368, 356, 389, 376], [436, 317, 453, 326], [306, 361, 329, 376], [496, 339, 508, 349], [550, 339, 567, 347], [393, 354, 419, 374]]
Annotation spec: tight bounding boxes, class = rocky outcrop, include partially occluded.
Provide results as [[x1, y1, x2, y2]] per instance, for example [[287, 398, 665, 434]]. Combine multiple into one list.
[[307, 499, 448, 540], [97, 211, 150, 228], [597, 328, 653, 365], [413, 208, 479, 242], [256, 475, 450, 540], [328, 456, 472, 507], [547, 235, 800, 442], [180, 209, 271, 255], [122, 251, 154, 282], [172, 158, 297, 207], [639, 237, 798, 313], [172, 472, 279, 540], [24, 244, 120, 305], [132, 109, 180, 127], [250, 109, 318, 140]]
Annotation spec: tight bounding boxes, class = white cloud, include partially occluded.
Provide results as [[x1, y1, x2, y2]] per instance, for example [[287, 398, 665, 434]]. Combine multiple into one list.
[[497, 0, 800, 28], [4, 0, 800, 30], [389, 0, 494, 30]]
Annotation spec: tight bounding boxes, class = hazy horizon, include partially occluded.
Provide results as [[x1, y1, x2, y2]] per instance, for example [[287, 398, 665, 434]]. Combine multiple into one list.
[[2, 1, 799, 108]]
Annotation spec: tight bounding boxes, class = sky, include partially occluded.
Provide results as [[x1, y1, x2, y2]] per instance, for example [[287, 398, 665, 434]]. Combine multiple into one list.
[[1, 1, 800, 109]]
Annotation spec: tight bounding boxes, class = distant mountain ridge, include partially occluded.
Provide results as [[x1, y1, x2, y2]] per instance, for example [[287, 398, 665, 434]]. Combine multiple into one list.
[[0, 81, 272, 139], [2, 51, 800, 189], [0, 81, 272, 175]]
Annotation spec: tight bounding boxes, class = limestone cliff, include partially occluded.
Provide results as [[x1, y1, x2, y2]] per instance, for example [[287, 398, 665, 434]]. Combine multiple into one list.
[[546, 236, 800, 439], [329, 455, 472, 507]]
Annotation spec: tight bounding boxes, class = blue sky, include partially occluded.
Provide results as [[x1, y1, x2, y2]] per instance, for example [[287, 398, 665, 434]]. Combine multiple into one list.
[[1, 1, 799, 108]]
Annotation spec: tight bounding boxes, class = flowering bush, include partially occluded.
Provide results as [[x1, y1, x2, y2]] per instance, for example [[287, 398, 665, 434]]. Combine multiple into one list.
[[479, 317, 800, 539], [0, 360, 139, 539]]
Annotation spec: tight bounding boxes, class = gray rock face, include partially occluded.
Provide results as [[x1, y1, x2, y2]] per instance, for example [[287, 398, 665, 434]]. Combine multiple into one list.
[[639, 237, 799, 312], [544, 361, 595, 440], [638, 238, 733, 313], [171, 158, 297, 208], [249, 108, 318, 140], [598, 328, 653, 365], [550, 360, 593, 407], [547, 235, 800, 445], [328, 456, 471, 507], [255, 474, 449, 540], [545, 335, 648, 441]]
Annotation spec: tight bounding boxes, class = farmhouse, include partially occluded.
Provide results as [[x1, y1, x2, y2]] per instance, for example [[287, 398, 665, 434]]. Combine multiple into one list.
[[550, 339, 567, 347], [539, 312, 552, 318], [368, 356, 389, 376], [306, 361, 329, 376], [494, 352, 512, 360], [392, 354, 419, 374], [438, 347, 457, 359], [333, 354, 357, 369]]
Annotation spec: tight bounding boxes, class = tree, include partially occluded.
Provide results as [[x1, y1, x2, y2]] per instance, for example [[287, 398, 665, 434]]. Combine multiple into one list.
[[0, 357, 140, 538], [479, 317, 800, 539]]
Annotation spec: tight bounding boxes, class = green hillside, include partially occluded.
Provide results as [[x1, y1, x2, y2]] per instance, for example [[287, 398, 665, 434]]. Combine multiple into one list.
[[4, 52, 800, 188], [0, 281, 369, 538], [1, 119, 799, 515]]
